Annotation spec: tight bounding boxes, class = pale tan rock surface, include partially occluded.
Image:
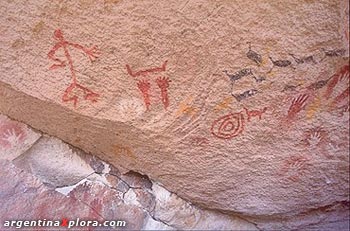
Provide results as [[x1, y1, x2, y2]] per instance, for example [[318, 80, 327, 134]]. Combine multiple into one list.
[[0, 0, 349, 229]]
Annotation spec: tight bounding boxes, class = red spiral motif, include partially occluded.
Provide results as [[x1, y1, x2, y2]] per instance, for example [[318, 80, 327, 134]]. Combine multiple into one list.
[[211, 112, 245, 139]]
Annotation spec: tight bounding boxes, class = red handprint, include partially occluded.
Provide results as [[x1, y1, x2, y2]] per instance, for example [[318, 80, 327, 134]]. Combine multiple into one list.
[[327, 65, 349, 109], [156, 76, 171, 109], [287, 94, 309, 120], [48, 29, 100, 107], [279, 155, 310, 182], [325, 65, 349, 99], [126, 61, 171, 110]]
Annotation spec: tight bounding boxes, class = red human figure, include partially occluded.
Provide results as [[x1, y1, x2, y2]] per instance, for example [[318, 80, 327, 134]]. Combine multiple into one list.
[[287, 94, 309, 120], [48, 29, 100, 107], [137, 80, 151, 111], [156, 76, 171, 109]]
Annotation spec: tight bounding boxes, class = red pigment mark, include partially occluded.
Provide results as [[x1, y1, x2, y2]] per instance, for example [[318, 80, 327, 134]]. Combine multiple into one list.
[[330, 86, 349, 108], [211, 112, 245, 139], [336, 104, 350, 117], [243, 106, 268, 122], [126, 61, 170, 110], [48, 29, 100, 107], [324, 65, 349, 99], [87, 199, 103, 231], [88, 199, 103, 219], [279, 155, 310, 182], [287, 94, 309, 120], [0, 122, 26, 149], [191, 136, 209, 146], [126, 60, 167, 77], [137, 80, 151, 110], [156, 76, 171, 109]]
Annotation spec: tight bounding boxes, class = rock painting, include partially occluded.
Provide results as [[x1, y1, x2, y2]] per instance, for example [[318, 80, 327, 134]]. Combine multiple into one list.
[[175, 96, 198, 118], [304, 128, 327, 148], [126, 61, 170, 110], [282, 84, 302, 92], [190, 136, 209, 146], [268, 56, 294, 73], [116, 97, 145, 122], [213, 97, 233, 112], [324, 65, 349, 110], [288, 53, 317, 65], [0, 121, 26, 149], [48, 29, 100, 107], [211, 112, 245, 139], [211, 106, 267, 140], [246, 42, 262, 66], [302, 127, 334, 158], [287, 94, 309, 120], [279, 155, 310, 182], [223, 68, 262, 102], [243, 106, 268, 122], [320, 48, 346, 62]]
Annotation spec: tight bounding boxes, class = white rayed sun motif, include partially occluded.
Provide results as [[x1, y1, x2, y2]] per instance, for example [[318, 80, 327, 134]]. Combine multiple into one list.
[[116, 97, 145, 122], [307, 130, 323, 147]]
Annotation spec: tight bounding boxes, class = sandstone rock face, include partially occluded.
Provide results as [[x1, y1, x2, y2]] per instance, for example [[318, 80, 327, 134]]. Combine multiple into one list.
[[0, 0, 349, 229], [0, 115, 256, 230]]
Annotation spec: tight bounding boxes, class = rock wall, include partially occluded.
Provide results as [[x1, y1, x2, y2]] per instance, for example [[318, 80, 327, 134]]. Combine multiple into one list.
[[0, 114, 257, 230], [1, 114, 348, 230], [0, 0, 349, 230]]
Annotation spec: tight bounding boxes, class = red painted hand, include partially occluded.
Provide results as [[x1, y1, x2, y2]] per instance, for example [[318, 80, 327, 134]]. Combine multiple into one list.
[[288, 94, 309, 119], [156, 76, 171, 89], [84, 45, 100, 62]]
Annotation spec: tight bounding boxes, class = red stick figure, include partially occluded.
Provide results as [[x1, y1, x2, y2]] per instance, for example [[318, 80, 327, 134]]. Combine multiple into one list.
[[126, 61, 170, 110], [48, 29, 100, 107], [287, 94, 309, 120]]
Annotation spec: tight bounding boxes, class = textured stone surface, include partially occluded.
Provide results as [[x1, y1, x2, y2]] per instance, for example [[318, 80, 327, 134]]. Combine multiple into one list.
[[0, 0, 349, 228], [0, 117, 260, 230], [152, 183, 258, 230], [13, 135, 95, 187], [0, 115, 41, 160], [0, 160, 158, 230]]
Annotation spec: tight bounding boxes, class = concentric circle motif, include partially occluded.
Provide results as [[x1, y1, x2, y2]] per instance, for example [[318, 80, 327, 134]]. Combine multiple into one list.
[[211, 112, 245, 139]]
